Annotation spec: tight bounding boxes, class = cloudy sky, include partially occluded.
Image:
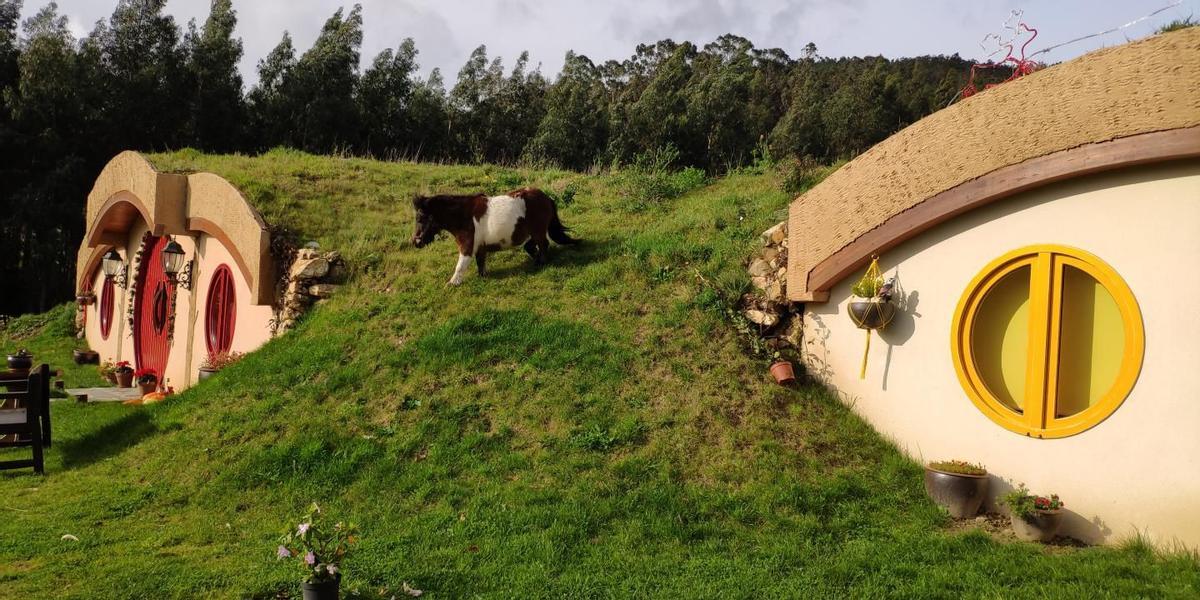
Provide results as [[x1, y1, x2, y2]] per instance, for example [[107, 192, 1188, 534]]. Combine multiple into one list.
[[18, 0, 1198, 87]]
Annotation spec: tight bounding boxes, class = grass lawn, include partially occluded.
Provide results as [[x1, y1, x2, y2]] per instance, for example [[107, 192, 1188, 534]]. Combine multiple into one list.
[[0, 150, 1196, 598]]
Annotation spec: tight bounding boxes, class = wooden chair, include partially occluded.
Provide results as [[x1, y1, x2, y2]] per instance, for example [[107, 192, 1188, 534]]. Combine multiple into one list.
[[0, 366, 51, 447], [0, 364, 50, 474]]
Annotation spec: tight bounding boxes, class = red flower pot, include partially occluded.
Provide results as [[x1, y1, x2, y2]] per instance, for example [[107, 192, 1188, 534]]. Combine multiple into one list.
[[770, 361, 796, 385]]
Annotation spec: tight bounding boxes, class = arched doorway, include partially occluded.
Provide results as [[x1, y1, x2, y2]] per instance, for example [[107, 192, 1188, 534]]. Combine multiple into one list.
[[134, 234, 175, 383]]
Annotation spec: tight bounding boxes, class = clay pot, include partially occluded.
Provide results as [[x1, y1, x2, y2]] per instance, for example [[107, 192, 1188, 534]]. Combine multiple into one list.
[[73, 349, 99, 365], [115, 371, 133, 388], [1011, 509, 1063, 543], [6, 350, 33, 372], [769, 361, 796, 385], [138, 381, 158, 395], [848, 298, 896, 330], [198, 368, 218, 382], [924, 467, 989, 518], [105, 373, 118, 385]]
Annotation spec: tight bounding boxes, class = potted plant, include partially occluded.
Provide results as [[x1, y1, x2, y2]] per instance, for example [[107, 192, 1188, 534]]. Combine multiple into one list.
[[98, 360, 118, 385], [1001, 484, 1065, 542], [76, 291, 96, 307], [73, 349, 99, 364], [113, 361, 134, 388], [134, 368, 158, 395], [6, 348, 33, 372], [278, 503, 358, 600], [846, 258, 896, 379], [924, 460, 989, 518], [768, 351, 796, 385], [199, 351, 243, 381]]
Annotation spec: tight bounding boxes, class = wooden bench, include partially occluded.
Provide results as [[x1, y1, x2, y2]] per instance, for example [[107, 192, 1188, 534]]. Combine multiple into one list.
[[0, 364, 50, 474]]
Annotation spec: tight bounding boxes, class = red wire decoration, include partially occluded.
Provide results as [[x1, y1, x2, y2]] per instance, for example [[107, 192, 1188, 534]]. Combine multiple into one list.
[[962, 10, 1043, 99]]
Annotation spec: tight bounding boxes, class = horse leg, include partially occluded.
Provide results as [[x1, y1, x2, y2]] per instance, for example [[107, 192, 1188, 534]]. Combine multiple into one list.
[[449, 253, 471, 286], [534, 236, 550, 266], [475, 250, 488, 276], [523, 240, 538, 259]]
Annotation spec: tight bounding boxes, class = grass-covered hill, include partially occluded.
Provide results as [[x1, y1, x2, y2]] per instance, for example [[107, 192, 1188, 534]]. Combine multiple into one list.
[[1, 150, 1197, 598]]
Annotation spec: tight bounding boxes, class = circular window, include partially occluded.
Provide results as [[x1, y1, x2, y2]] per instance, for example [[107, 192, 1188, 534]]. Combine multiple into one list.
[[951, 245, 1143, 438], [205, 265, 237, 355]]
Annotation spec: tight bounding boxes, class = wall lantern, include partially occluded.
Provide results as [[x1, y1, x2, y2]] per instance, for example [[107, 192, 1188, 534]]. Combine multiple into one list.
[[161, 237, 194, 290], [102, 248, 128, 287]]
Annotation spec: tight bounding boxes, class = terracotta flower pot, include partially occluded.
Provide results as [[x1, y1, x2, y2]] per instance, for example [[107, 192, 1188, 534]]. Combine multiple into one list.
[[769, 361, 796, 385], [105, 373, 118, 385], [848, 298, 896, 330], [138, 381, 158, 395], [301, 577, 340, 600], [115, 371, 133, 388], [1011, 509, 1063, 542], [924, 467, 989, 518]]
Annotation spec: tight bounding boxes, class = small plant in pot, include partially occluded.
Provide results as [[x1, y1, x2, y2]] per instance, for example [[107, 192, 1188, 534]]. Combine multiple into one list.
[[768, 350, 796, 385], [1001, 484, 1065, 543], [278, 503, 357, 600], [134, 368, 158, 395], [98, 360, 118, 385], [113, 361, 134, 388], [847, 257, 896, 379], [199, 351, 243, 381], [924, 460, 989, 518]]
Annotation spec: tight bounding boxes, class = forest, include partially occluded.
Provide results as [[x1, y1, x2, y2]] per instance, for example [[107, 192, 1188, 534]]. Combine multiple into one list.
[[0, 0, 999, 315]]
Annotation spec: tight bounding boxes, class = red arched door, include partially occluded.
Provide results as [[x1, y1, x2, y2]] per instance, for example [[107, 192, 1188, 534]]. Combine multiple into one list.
[[134, 235, 175, 382]]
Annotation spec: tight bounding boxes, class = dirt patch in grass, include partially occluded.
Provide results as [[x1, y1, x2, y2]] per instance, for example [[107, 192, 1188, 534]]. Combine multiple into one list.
[[945, 511, 1091, 553]]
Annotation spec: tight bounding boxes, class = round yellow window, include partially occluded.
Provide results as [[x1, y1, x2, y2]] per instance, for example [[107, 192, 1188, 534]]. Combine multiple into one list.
[[951, 245, 1144, 438]]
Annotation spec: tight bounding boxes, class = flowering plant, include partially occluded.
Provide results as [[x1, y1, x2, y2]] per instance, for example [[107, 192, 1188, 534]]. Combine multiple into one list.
[[1001, 483, 1064, 519], [200, 351, 244, 370], [277, 503, 357, 584], [133, 368, 157, 385], [98, 361, 116, 377], [113, 360, 133, 374]]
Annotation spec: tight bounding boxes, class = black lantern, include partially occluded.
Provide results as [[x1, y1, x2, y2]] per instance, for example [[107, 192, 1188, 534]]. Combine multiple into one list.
[[102, 249, 124, 279], [162, 238, 186, 280]]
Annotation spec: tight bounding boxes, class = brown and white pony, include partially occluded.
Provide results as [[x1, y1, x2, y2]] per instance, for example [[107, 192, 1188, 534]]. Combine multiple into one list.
[[411, 187, 579, 285]]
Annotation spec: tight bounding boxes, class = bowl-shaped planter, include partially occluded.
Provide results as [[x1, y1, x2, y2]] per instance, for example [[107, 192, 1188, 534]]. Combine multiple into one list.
[[848, 298, 896, 330], [6, 350, 33, 372], [198, 367, 218, 382], [73, 349, 99, 365], [769, 361, 796, 385], [1011, 509, 1063, 542], [924, 466, 989, 518]]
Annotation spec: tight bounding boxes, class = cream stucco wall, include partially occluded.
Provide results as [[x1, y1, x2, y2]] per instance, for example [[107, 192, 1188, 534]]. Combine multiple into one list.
[[84, 254, 128, 365], [186, 236, 275, 387], [802, 161, 1200, 548]]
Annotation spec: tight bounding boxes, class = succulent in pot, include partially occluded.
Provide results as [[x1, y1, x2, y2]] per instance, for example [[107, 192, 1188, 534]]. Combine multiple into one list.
[[113, 361, 134, 388], [134, 368, 159, 395], [6, 348, 33, 372], [1001, 484, 1065, 543], [924, 460, 989, 518]]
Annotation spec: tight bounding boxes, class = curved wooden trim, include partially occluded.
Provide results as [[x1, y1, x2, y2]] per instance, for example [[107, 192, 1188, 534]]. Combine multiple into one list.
[[800, 126, 1200, 301], [84, 191, 154, 248], [186, 216, 270, 305]]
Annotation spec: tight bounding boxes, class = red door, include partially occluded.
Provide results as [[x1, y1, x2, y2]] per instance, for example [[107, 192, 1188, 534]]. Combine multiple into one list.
[[134, 235, 175, 383]]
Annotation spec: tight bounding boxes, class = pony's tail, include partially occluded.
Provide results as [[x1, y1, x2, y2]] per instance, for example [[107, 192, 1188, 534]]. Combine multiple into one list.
[[548, 208, 580, 245]]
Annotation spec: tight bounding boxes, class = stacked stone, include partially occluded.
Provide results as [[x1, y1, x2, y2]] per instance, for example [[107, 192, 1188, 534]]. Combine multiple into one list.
[[743, 221, 801, 349], [276, 248, 345, 333]]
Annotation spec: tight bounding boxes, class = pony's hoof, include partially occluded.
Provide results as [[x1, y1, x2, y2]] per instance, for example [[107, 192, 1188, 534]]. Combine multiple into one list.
[[447, 278, 463, 287]]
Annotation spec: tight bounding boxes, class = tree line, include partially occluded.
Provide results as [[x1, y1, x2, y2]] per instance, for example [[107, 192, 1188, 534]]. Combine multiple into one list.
[[0, 0, 997, 315]]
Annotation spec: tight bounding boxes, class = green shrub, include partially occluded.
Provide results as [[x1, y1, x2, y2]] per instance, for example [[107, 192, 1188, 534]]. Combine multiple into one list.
[[927, 460, 987, 476], [615, 145, 709, 211]]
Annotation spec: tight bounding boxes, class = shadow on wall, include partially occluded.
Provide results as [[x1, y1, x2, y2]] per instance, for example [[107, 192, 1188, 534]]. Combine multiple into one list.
[[879, 269, 921, 391]]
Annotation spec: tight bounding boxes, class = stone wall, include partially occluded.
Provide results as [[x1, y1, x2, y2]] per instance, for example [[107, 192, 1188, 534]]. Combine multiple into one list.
[[742, 221, 802, 352], [275, 248, 345, 333]]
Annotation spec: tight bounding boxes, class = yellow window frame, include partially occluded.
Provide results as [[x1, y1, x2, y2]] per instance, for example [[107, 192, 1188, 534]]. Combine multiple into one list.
[[951, 245, 1144, 438]]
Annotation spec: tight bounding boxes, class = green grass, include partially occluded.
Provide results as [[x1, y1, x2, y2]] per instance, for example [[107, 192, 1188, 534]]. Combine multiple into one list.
[[0, 150, 1196, 598]]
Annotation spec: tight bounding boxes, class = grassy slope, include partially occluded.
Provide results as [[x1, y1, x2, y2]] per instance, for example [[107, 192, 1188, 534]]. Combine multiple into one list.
[[0, 149, 1196, 598]]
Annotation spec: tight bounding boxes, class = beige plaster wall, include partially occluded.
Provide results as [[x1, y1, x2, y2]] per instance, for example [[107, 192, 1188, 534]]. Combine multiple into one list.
[[186, 235, 275, 386], [801, 161, 1200, 548], [84, 256, 127, 366]]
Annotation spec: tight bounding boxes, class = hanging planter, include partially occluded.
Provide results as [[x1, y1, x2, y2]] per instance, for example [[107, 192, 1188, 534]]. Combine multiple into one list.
[[848, 256, 896, 379]]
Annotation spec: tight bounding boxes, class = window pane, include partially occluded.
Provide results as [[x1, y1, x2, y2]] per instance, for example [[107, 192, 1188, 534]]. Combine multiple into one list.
[[971, 265, 1030, 413], [1056, 265, 1124, 417]]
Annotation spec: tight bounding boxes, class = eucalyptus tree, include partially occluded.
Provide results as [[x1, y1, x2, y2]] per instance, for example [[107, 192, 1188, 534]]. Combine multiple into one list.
[[184, 0, 245, 152]]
